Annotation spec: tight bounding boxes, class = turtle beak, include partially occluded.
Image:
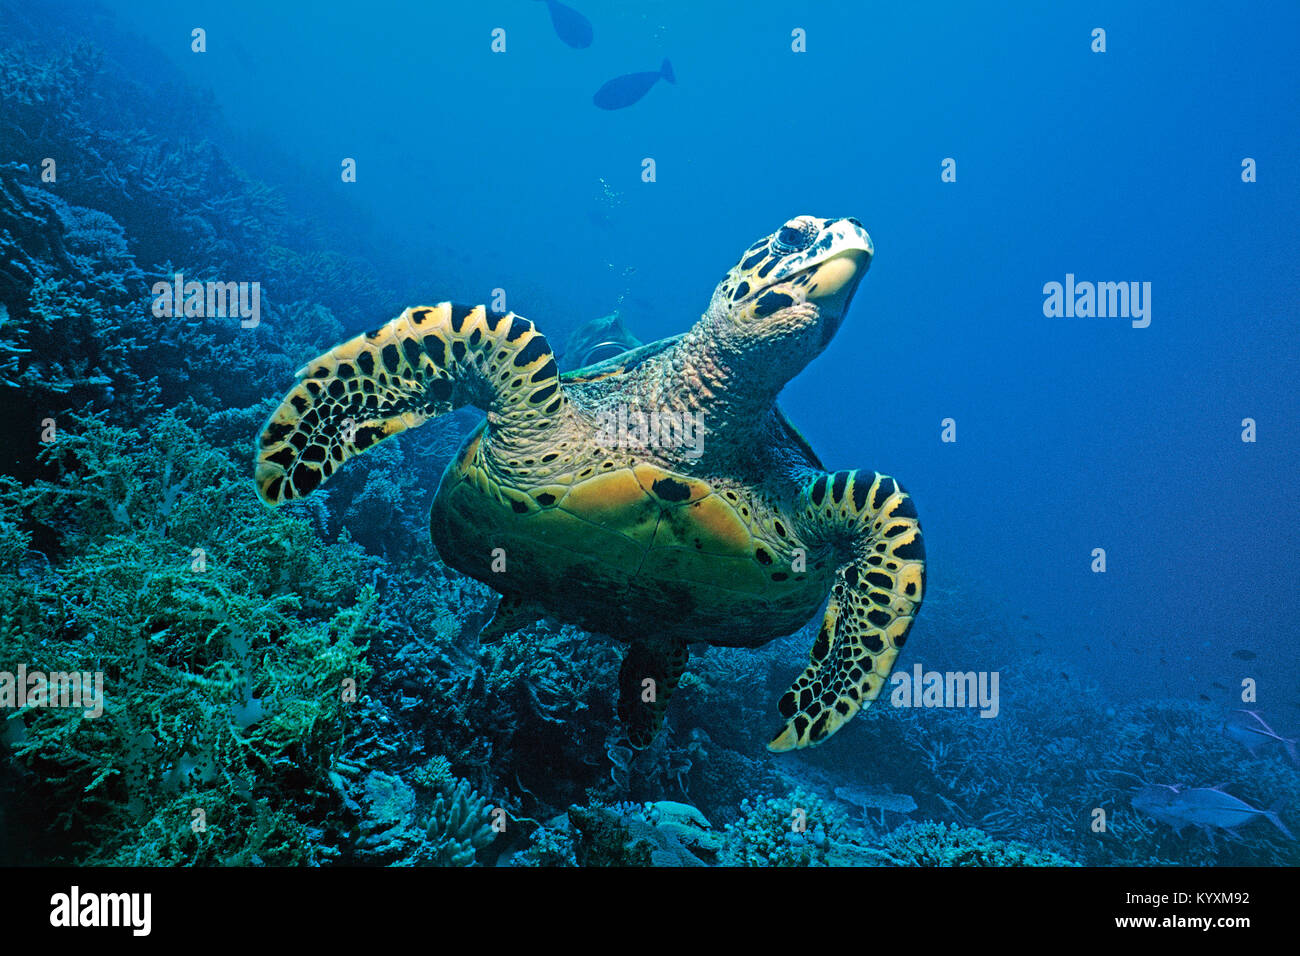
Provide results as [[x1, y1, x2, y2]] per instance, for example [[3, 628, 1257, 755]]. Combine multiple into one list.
[[804, 217, 873, 311], [805, 248, 870, 307]]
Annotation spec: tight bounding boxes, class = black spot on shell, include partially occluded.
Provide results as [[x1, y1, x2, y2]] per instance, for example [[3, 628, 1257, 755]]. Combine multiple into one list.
[[510, 499, 529, 514], [452, 340, 467, 362], [381, 344, 400, 373], [652, 477, 691, 502], [429, 379, 453, 402], [732, 280, 750, 300], [536, 492, 556, 506], [754, 547, 773, 566], [357, 351, 375, 375], [531, 382, 558, 404]]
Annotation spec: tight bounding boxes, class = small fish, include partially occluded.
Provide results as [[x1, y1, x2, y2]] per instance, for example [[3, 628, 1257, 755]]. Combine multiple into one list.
[[1224, 710, 1299, 765], [593, 58, 675, 110], [1232, 649, 1257, 661], [833, 785, 917, 826], [1132, 783, 1293, 839], [536, 0, 592, 49], [833, 785, 918, 815], [1199, 694, 1211, 701], [1211, 681, 1227, 691]]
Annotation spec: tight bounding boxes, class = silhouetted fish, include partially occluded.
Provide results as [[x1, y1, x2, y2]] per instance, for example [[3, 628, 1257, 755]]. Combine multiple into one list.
[[537, 0, 592, 49], [1224, 710, 1299, 765], [593, 59, 674, 110], [1232, 649, 1256, 661], [1132, 783, 1293, 838]]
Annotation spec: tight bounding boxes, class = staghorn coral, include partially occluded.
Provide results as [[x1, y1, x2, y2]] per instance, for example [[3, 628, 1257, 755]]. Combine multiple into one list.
[[878, 822, 1078, 867]]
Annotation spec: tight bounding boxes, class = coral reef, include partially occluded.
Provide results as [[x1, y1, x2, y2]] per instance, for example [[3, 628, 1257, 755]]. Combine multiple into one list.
[[0, 11, 1293, 870]]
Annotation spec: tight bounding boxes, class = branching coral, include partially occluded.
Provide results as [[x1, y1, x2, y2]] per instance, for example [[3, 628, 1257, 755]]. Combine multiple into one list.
[[0, 411, 375, 864]]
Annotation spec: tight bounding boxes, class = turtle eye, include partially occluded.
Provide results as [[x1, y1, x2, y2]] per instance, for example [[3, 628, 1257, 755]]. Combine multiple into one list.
[[772, 219, 818, 255]]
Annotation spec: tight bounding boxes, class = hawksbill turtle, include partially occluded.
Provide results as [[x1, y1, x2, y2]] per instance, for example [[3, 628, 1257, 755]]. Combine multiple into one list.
[[254, 215, 925, 752]]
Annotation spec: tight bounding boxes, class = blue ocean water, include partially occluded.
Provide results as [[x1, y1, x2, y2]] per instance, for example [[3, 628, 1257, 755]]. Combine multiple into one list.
[[1, 0, 1296, 868]]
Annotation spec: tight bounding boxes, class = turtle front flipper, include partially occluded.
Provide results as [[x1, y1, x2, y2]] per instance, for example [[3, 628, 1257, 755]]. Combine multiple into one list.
[[769, 469, 925, 752], [618, 639, 690, 749], [255, 303, 564, 504]]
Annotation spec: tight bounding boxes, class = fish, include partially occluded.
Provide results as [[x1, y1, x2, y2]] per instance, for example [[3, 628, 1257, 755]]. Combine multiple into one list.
[[1211, 681, 1227, 690], [593, 58, 675, 110], [1132, 783, 1294, 839], [1232, 649, 1256, 661], [833, 785, 917, 827], [1198, 694, 1211, 702], [536, 0, 592, 49], [833, 785, 918, 815], [1223, 710, 1299, 765]]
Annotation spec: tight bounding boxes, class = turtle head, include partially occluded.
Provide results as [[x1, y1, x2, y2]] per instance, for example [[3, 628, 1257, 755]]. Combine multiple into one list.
[[710, 215, 873, 361]]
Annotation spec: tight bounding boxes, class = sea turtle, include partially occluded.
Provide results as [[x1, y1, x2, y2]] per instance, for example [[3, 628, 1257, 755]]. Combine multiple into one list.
[[254, 215, 925, 752]]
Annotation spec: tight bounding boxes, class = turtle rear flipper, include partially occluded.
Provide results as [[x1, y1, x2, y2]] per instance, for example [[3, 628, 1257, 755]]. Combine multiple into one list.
[[768, 469, 925, 751], [255, 303, 564, 504], [618, 639, 690, 749]]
